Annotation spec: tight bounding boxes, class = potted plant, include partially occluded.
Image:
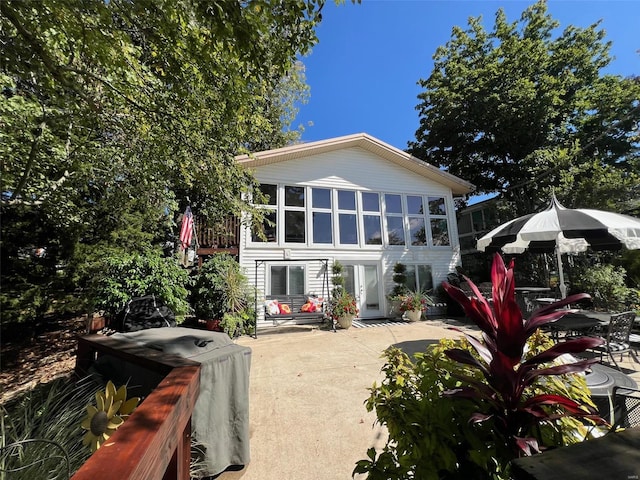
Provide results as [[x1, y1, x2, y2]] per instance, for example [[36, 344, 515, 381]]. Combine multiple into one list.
[[399, 290, 433, 322], [330, 291, 359, 329], [387, 262, 409, 318]]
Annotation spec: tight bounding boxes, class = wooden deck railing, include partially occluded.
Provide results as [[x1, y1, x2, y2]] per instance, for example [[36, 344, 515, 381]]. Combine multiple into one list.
[[196, 216, 240, 249], [72, 335, 201, 480]]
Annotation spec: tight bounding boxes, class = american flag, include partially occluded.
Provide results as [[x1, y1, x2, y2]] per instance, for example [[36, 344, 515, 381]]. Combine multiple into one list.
[[179, 206, 194, 250]]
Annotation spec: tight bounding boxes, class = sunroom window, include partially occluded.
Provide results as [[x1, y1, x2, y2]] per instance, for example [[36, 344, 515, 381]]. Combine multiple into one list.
[[362, 192, 382, 245], [384, 194, 405, 246], [252, 183, 277, 242], [312, 188, 332, 244], [337, 190, 358, 245], [428, 196, 449, 246], [284, 186, 305, 243], [407, 195, 426, 246]]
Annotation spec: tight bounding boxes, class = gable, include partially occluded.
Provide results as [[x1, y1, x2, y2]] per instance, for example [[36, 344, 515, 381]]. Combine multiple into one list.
[[236, 133, 475, 196]]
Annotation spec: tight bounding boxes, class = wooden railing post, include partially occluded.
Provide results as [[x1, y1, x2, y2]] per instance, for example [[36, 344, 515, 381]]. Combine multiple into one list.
[[72, 335, 200, 480]]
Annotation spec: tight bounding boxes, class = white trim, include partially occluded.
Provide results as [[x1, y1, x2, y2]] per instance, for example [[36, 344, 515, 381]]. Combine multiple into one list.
[[236, 133, 475, 195]]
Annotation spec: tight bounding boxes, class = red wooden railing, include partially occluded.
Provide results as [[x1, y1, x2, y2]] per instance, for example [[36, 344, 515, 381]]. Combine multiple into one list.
[[73, 335, 200, 480]]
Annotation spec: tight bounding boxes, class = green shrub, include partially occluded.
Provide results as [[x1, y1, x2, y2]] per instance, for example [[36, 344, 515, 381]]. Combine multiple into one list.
[[1, 377, 100, 479], [354, 334, 599, 480], [190, 254, 254, 335], [89, 249, 190, 322], [572, 263, 630, 311]]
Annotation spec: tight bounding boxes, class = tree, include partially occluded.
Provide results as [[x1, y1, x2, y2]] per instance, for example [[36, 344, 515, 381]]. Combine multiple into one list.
[[0, 0, 331, 322], [408, 1, 640, 215]]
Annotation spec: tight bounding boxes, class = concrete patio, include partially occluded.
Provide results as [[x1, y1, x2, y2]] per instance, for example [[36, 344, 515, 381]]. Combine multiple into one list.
[[219, 318, 639, 480]]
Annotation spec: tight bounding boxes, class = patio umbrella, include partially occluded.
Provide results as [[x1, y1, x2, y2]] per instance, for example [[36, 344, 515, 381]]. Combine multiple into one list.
[[476, 195, 640, 297]]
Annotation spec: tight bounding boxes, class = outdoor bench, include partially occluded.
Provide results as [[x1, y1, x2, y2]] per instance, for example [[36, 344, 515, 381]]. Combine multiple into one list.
[[264, 294, 327, 326]]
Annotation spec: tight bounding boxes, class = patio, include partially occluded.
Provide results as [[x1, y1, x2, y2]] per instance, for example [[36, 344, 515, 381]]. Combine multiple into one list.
[[220, 319, 639, 480]]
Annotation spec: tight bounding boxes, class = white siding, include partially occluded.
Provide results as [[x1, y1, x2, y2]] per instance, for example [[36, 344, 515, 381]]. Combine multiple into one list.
[[240, 146, 463, 326]]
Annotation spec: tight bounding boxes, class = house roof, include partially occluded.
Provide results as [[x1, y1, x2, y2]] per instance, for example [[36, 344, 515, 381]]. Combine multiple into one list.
[[235, 133, 475, 196]]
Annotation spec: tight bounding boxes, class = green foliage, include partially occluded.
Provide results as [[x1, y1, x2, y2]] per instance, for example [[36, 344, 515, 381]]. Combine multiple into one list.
[[408, 0, 639, 215], [389, 262, 409, 298], [1, 0, 327, 324], [89, 249, 190, 322], [572, 263, 633, 311], [354, 335, 599, 480], [1, 377, 100, 479], [398, 290, 433, 312], [330, 291, 359, 319], [331, 260, 345, 297], [190, 254, 254, 335]]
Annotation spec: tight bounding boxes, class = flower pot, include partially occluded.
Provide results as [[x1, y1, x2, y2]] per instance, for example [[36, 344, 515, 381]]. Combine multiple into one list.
[[200, 319, 222, 331], [404, 309, 422, 322], [337, 314, 355, 329]]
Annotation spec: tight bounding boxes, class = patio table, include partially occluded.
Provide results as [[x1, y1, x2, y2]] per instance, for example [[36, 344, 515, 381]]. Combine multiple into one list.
[[510, 427, 640, 480], [545, 311, 610, 339], [585, 363, 638, 422]]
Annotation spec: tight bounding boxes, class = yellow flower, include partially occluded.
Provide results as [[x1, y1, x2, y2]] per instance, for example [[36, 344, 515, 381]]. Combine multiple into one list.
[[81, 381, 139, 452]]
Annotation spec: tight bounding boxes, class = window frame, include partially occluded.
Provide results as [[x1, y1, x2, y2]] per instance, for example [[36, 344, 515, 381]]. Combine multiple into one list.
[[268, 263, 306, 295]]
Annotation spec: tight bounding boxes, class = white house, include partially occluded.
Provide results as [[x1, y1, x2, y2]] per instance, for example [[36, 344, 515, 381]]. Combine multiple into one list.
[[235, 133, 475, 326]]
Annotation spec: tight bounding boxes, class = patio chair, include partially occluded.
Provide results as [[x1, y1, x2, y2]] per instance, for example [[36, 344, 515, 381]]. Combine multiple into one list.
[[590, 311, 637, 371], [610, 386, 640, 430]]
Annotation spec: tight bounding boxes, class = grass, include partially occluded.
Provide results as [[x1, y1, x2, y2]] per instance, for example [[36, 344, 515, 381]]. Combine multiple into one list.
[[1, 375, 99, 480]]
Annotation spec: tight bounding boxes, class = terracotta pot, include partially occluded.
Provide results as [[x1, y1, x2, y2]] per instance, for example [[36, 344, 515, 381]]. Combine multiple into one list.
[[337, 314, 355, 329], [86, 315, 107, 333], [200, 319, 223, 331], [404, 309, 422, 322]]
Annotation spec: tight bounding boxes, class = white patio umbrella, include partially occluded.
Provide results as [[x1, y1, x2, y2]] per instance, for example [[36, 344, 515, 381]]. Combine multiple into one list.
[[476, 195, 640, 298]]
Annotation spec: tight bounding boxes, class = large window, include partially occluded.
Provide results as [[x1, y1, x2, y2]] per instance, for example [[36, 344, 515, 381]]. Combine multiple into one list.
[[362, 192, 382, 245], [384, 194, 405, 246], [338, 190, 358, 245], [252, 183, 277, 242], [284, 186, 305, 243], [405, 264, 434, 293], [312, 188, 332, 244], [428, 197, 449, 246], [407, 195, 426, 246], [250, 185, 451, 249], [270, 265, 305, 295]]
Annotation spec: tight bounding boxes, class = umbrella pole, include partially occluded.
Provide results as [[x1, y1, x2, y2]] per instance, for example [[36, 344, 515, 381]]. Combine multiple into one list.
[[556, 248, 567, 299]]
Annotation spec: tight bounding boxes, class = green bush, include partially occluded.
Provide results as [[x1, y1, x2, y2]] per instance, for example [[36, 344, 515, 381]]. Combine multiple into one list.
[[354, 333, 599, 480], [572, 263, 631, 311], [190, 254, 254, 335], [1, 377, 100, 479], [89, 249, 190, 322]]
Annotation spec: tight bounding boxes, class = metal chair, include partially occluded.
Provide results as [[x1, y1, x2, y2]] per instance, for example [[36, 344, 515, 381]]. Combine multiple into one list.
[[610, 386, 640, 430], [591, 311, 637, 371]]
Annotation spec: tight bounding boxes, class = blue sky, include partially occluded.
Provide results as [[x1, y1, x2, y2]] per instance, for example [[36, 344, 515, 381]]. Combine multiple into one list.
[[294, 1, 639, 202]]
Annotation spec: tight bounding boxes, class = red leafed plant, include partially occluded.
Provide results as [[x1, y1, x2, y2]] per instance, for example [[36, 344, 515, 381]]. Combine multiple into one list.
[[442, 253, 606, 457]]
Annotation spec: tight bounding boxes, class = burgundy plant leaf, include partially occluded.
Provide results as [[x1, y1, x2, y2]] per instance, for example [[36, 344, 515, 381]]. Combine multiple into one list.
[[522, 394, 600, 418], [495, 301, 527, 362], [444, 372, 501, 405], [444, 348, 489, 374], [442, 282, 497, 336], [523, 337, 605, 366], [469, 412, 493, 423], [454, 330, 493, 365], [530, 293, 592, 317], [523, 358, 599, 384], [514, 436, 540, 456], [443, 386, 479, 399]]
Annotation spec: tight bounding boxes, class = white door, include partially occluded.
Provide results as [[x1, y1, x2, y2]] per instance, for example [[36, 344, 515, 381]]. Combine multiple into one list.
[[343, 263, 383, 318]]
